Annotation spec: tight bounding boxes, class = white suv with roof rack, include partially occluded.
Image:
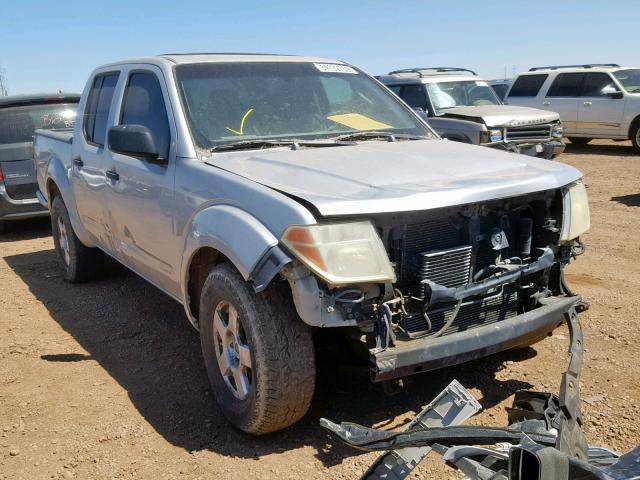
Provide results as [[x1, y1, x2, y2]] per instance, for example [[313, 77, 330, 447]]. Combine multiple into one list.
[[378, 67, 565, 159], [504, 64, 640, 153]]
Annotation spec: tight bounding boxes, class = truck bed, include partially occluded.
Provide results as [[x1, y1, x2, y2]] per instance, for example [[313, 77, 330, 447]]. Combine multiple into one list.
[[33, 128, 74, 207]]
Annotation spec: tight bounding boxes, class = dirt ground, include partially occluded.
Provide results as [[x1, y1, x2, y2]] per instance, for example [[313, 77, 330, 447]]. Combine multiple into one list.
[[1, 139, 639, 480]]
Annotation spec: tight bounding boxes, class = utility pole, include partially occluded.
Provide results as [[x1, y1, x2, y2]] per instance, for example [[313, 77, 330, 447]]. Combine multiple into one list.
[[0, 64, 8, 96]]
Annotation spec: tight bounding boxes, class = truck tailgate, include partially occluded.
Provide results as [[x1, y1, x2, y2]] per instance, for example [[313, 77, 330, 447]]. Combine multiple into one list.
[[0, 143, 38, 200]]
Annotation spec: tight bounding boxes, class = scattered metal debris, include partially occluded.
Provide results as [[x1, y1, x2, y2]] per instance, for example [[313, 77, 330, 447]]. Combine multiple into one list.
[[321, 308, 640, 479]]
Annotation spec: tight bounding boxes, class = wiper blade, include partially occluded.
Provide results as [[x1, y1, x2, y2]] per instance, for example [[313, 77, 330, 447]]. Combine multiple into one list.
[[211, 138, 352, 152], [334, 131, 428, 142]]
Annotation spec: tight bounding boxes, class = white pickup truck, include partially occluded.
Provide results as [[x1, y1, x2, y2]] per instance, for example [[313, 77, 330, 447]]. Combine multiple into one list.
[[34, 53, 590, 434]]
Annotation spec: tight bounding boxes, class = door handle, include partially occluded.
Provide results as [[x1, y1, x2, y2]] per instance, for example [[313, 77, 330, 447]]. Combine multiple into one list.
[[105, 169, 119, 182], [72, 156, 84, 168], [583, 101, 593, 107], [542, 101, 551, 106]]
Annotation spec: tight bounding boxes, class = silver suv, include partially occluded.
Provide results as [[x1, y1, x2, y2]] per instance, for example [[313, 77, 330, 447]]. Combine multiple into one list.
[[505, 64, 640, 153], [378, 68, 565, 159]]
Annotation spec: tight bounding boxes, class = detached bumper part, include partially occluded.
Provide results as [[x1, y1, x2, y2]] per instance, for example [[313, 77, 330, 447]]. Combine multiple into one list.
[[372, 295, 579, 382]]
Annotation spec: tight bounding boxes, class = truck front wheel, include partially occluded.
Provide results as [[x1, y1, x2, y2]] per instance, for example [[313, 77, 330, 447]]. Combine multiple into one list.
[[51, 195, 103, 282], [199, 263, 315, 434]]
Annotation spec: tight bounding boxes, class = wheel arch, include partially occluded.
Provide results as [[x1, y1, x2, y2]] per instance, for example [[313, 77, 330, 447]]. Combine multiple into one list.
[[180, 204, 283, 328]]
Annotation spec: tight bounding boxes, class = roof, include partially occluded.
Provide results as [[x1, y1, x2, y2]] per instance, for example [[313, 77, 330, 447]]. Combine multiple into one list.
[[100, 52, 346, 68], [0, 93, 81, 108], [522, 65, 640, 75], [378, 73, 481, 85]]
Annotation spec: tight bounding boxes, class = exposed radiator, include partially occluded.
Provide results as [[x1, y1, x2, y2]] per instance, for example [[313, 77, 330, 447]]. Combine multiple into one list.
[[419, 245, 472, 289]]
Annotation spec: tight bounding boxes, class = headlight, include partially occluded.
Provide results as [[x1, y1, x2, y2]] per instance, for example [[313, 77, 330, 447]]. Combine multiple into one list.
[[489, 129, 503, 142], [552, 125, 564, 138], [560, 181, 590, 242], [281, 221, 396, 286]]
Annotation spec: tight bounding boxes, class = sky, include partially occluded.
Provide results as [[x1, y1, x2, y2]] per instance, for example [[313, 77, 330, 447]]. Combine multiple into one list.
[[1, 0, 638, 95]]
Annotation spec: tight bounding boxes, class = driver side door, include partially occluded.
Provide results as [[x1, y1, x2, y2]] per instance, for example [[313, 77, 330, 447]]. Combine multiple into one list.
[[103, 66, 180, 296]]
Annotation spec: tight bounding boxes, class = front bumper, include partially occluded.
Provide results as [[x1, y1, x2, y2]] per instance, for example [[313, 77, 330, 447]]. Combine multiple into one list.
[[0, 185, 49, 221], [482, 139, 565, 159], [371, 295, 580, 382]]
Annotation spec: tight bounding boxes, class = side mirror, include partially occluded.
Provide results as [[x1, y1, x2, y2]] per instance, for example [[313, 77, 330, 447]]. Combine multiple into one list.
[[605, 90, 624, 99], [108, 125, 165, 163], [412, 107, 430, 120]]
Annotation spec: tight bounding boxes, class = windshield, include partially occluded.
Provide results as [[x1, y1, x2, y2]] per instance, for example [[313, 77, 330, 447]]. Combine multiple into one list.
[[613, 69, 640, 93], [0, 102, 78, 145], [427, 81, 501, 114], [175, 62, 434, 149]]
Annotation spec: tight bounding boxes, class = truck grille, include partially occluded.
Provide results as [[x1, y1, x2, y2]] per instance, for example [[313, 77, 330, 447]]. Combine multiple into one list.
[[505, 124, 552, 141]]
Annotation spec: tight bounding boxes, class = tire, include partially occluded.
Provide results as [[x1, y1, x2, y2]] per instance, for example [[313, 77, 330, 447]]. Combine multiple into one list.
[[631, 123, 640, 154], [50, 195, 103, 282], [199, 263, 315, 434], [567, 137, 592, 146]]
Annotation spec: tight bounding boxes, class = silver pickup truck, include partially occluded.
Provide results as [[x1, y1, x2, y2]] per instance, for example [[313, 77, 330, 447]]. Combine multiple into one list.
[[34, 53, 590, 435]]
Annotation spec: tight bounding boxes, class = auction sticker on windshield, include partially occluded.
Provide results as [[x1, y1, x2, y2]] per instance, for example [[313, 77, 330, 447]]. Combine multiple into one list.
[[314, 63, 357, 74]]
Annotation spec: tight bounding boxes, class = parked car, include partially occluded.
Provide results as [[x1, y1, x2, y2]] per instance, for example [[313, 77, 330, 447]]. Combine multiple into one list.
[[34, 54, 589, 435], [0, 93, 79, 233], [377, 68, 565, 159], [504, 64, 640, 153], [488, 78, 513, 101]]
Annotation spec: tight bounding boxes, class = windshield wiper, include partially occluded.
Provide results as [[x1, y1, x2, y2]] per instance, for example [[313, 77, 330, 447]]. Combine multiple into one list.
[[210, 139, 349, 152], [333, 131, 428, 142]]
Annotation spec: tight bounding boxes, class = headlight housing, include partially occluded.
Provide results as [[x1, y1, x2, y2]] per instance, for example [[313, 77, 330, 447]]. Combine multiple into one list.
[[281, 221, 396, 286], [552, 124, 564, 138], [560, 181, 590, 242]]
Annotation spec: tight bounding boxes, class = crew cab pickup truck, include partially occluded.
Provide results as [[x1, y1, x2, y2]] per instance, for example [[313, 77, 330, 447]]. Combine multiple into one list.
[[34, 54, 590, 435], [378, 68, 565, 159], [0, 93, 79, 233]]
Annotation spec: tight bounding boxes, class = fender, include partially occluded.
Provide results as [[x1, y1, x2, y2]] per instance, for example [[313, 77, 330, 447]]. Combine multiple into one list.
[[181, 204, 280, 300], [45, 155, 95, 247]]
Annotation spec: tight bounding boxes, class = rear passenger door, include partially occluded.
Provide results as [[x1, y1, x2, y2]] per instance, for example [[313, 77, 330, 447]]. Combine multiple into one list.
[[577, 72, 626, 136], [542, 73, 584, 133], [103, 66, 178, 295], [72, 72, 119, 244]]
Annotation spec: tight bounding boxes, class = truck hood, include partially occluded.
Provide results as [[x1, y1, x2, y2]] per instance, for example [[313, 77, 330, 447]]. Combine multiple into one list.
[[206, 139, 582, 217], [440, 105, 560, 128]]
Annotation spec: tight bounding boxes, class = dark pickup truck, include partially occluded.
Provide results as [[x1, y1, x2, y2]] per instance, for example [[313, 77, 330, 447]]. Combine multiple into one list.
[[0, 93, 79, 233]]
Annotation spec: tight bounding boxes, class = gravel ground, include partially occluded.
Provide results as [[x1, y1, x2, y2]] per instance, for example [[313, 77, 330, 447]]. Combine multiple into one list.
[[1, 140, 638, 479]]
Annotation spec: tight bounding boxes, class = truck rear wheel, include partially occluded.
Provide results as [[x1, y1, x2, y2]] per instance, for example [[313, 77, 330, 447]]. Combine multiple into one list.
[[568, 137, 592, 146], [51, 195, 103, 282], [199, 263, 315, 434]]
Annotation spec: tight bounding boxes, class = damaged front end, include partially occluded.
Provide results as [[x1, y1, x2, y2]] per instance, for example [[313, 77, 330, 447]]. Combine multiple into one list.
[[321, 308, 640, 480], [320, 184, 588, 382]]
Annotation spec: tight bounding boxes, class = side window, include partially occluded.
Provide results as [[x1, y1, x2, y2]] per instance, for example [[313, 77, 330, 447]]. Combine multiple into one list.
[[387, 85, 402, 96], [83, 73, 119, 146], [120, 72, 170, 159], [399, 85, 428, 110], [546, 73, 585, 97], [507, 74, 548, 97], [583, 73, 620, 97]]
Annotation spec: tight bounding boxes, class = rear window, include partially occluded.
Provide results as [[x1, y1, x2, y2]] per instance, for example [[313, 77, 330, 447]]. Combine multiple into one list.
[[546, 73, 585, 97], [0, 102, 78, 145], [507, 74, 548, 97]]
